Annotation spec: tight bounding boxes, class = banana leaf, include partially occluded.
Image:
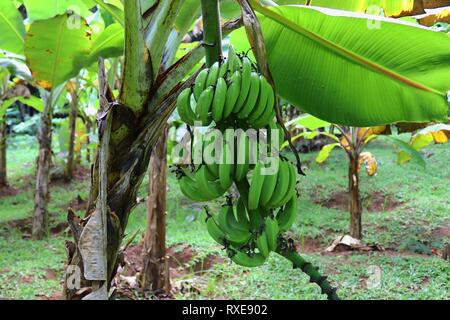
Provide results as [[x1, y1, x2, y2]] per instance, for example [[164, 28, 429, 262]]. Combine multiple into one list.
[[232, 3, 450, 126], [0, 0, 25, 55], [276, 0, 428, 17]]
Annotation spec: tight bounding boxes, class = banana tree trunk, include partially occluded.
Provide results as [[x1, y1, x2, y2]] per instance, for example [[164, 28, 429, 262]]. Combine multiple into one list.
[[0, 116, 7, 187], [63, 0, 238, 300], [66, 88, 78, 181], [85, 120, 92, 163], [348, 154, 362, 239], [32, 93, 53, 240], [140, 127, 170, 294]]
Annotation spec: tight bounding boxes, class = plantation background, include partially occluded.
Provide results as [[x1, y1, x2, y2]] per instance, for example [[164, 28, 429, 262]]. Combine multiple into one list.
[[1, 134, 448, 300]]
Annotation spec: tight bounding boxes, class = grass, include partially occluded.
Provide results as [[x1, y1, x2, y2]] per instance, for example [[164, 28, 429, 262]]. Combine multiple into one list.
[[0, 134, 449, 299]]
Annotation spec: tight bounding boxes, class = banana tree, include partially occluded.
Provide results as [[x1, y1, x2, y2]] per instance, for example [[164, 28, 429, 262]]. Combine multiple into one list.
[[73, 0, 448, 299], [0, 0, 125, 239], [0, 54, 36, 188], [3, 0, 448, 299], [285, 114, 426, 239]]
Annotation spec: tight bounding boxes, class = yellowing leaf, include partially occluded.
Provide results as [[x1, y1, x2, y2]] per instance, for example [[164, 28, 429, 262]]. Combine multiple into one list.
[[397, 133, 433, 164], [419, 9, 450, 27], [431, 130, 449, 144], [359, 152, 378, 177], [411, 133, 434, 150], [316, 143, 340, 163]]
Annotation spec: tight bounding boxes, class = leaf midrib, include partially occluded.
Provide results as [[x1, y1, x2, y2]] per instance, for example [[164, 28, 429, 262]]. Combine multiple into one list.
[[249, 0, 444, 96], [50, 16, 67, 89]]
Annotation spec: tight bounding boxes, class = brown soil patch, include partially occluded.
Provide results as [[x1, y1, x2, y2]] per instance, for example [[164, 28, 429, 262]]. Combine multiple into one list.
[[0, 186, 18, 197], [50, 166, 90, 185], [121, 243, 225, 279], [36, 292, 64, 300], [63, 195, 88, 212], [431, 223, 450, 238], [43, 268, 57, 280], [1, 217, 68, 236], [315, 190, 401, 212], [294, 237, 324, 253]]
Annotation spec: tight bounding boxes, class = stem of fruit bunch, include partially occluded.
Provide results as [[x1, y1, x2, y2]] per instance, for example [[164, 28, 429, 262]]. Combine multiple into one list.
[[200, 0, 223, 67], [235, 181, 339, 300], [276, 247, 340, 300]]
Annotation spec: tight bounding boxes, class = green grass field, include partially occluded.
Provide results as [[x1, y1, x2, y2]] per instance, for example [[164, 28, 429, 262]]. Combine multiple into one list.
[[0, 135, 449, 300]]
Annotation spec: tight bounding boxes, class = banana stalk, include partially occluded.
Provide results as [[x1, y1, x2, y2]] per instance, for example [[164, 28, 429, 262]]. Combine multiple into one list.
[[276, 247, 339, 300]]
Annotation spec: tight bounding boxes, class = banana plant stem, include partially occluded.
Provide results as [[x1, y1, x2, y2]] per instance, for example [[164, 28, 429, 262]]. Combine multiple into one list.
[[276, 247, 340, 300], [200, 0, 222, 67]]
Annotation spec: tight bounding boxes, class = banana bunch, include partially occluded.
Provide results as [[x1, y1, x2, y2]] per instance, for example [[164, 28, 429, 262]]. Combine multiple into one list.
[[176, 47, 276, 129], [176, 165, 230, 202], [205, 189, 298, 268], [248, 158, 297, 210], [175, 46, 301, 270]]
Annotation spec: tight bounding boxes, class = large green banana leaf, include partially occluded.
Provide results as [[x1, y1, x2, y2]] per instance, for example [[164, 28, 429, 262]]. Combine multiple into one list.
[[86, 23, 124, 66], [25, 14, 92, 90], [232, 4, 450, 126], [0, 0, 25, 55], [277, 0, 450, 17], [277, 0, 424, 17], [23, 0, 94, 22]]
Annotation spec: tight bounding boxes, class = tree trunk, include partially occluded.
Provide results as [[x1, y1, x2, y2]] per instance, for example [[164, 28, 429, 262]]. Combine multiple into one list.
[[62, 0, 239, 300], [66, 88, 78, 181], [0, 116, 7, 187], [348, 155, 362, 239], [85, 120, 92, 163], [32, 94, 53, 240], [140, 127, 170, 295]]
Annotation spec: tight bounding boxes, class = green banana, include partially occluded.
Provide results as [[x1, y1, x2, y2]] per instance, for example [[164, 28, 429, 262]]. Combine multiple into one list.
[[206, 216, 227, 245], [248, 161, 266, 210], [223, 71, 241, 119], [234, 56, 252, 113], [193, 68, 209, 100], [256, 230, 270, 258], [234, 132, 250, 182], [265, 217, 279, 251], [196, 165, 225, 200], [248, 207, 265, 231], [217, 205, 252, 244], [259, 158, 278, 207], [227, 46, 241, 73], [176, 88, 196, 126], [218, 142, 233, 190], [179, 173, 208, 202], [237, 72, 261, 119], [267, 121, 284, 150], [248, 76, 271, 124], [206, 61, 220, 87], [272, 161, 297, 208], [253, 84, 275, 128], [230, 250, 266, 268], [218, 60, 229, 79], [196, 86, 214, 125], [267, 160, 290, 208], [236, 197, 251, 230], [276, 194, 298, 232], [212, 77, 227, 123]]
